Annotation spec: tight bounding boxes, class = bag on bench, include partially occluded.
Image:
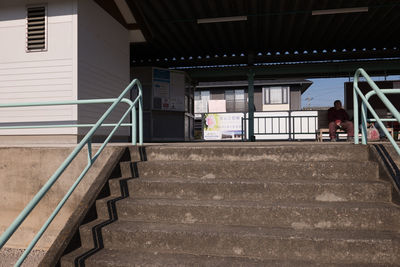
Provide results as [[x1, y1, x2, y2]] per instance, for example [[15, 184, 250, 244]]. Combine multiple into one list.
[[367, 124, 380, 141]]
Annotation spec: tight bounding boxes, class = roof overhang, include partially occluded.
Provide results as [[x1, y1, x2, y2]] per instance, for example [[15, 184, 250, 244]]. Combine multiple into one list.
[[95, 0, 149, 43], [96, 0, 400, 79]]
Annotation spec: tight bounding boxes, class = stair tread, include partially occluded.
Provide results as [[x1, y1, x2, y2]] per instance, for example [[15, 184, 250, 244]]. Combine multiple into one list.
[[96, 220, 400, 241], [134, 160, 379, 180], [63, 248, 392, 267], [61, 144, 400, 266], [130, 176, 388, 185], [138, 160, 375, 165], [142, 145, 370, 163], [145, 144, 365, 149], [116, 197, 399, 209], [108, 176, 391, 203]]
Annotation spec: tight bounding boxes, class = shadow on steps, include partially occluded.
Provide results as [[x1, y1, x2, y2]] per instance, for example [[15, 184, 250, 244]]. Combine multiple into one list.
[[56, 147, 147, 267], [372, 144, 400, 203]]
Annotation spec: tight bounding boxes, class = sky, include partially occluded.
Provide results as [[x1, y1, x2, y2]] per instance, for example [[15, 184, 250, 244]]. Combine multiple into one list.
[[301, 75, 400, 108]]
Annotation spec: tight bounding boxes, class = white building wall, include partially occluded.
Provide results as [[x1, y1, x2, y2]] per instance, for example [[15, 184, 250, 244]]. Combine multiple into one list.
[[262, 104, 290, 111], [77, 0, 129, 137], [0, 0, 78, 136]]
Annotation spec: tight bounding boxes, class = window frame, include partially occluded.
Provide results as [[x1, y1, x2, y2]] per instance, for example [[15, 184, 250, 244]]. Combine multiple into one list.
[[194, 90, 210, 113], [225, 89, 246, 112], [263, 86, 289, 105]]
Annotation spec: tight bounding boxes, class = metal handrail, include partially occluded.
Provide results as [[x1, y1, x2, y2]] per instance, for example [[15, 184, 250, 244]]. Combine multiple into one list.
[[0, 78, 143, 266], [353, 68, 400, 156], [0, 98, 142, 144]]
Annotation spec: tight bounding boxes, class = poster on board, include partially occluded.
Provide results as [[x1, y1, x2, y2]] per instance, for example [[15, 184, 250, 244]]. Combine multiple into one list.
[[153, 68, 170, 99], [153, 68, 185, 111], [203, 113, 243, 140]]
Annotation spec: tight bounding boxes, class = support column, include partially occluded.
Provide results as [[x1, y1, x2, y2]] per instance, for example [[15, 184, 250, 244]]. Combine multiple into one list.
[[247, 70, 255, 141]]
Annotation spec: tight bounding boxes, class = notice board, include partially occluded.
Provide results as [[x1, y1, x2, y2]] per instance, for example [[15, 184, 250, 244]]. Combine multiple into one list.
[[152, 68, 185, 111]]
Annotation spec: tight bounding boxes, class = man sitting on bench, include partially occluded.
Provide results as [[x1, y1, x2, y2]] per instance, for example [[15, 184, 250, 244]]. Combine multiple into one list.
[[328, 100, 354, 142]]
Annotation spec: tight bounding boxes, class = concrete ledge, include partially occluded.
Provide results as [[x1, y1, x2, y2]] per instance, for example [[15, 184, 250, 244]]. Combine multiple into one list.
[[0, 146, 126, 253], [38, 147, 132, 267], [0, 135, 78, 145], [0, 135, 131, 145], [0, 248, 46, 267]]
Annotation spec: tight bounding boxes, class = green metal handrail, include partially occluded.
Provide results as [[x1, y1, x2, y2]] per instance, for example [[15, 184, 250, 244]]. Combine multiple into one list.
[[353, 68, 400, 156], [0, 98, 141, 144], [0, 78, 143, 266]]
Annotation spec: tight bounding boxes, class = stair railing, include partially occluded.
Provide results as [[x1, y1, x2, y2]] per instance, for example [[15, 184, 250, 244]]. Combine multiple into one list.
[[353, 68, 400, 156], [0, 78, 143, 266]]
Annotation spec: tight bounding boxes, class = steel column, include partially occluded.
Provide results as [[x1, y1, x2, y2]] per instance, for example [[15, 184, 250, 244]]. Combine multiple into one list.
[[247, 70, 255, 141]]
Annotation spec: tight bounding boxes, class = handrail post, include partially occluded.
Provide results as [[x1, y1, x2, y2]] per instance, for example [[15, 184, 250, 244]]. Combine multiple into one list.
[[353, 75, 359, 144], [361, 102, 368, 144], [139, 95, 143, 145], [288, 111, 292, 141], [87, 140, 92, 164], [132, 106, 137, 145]]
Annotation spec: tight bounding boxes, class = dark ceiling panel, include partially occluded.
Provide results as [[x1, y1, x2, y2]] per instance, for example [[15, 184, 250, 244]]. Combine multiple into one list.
[[370, 4, 399, 47], [292, 0, 315, 50], [125, 0, 400, 66]]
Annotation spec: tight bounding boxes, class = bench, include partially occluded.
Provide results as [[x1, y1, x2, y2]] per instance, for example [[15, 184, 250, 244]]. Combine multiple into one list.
[[317, 127, 394, 142], [316, 110, 395, 142]]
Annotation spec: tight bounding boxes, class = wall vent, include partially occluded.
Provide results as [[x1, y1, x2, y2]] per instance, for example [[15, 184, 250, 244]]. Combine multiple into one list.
[[27, 6, 47, 52]]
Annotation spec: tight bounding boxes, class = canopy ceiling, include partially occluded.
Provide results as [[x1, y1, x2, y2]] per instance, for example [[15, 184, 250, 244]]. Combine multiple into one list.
[[97, 0, 400, 78]]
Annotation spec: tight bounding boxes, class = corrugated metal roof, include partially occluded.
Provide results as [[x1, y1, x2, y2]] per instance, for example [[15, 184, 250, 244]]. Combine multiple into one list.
[[113, 0, 400, 68]]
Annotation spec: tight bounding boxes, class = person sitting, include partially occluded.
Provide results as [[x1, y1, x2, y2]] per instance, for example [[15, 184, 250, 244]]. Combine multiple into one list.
[[328, 100, 354, 142]]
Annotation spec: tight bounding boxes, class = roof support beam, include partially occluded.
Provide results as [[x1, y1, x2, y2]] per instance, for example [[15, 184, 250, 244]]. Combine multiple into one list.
[[187, 59, 400, 82], [312, 7, 368, 16]]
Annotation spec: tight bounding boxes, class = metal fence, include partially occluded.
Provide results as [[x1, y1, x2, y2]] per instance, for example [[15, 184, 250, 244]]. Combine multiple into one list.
[[241, 111, 318, 141]]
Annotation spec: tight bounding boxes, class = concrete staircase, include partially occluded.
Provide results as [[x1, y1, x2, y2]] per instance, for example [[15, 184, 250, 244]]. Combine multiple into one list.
[[61, 144, 400, 266]]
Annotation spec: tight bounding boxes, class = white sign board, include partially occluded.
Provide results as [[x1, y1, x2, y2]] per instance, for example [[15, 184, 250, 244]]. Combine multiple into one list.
[[208, 100, 226, 113], [203, 113, 243, 140]]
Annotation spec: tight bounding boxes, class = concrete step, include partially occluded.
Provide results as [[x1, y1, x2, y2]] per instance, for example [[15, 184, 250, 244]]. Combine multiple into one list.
[[131, 160, 379, 181], [135, 144, 370, 162], [108, 177, 392, 203], [61, 248, 395, 267], [95, 198, 400, 231], [78, 220, 400, 265]]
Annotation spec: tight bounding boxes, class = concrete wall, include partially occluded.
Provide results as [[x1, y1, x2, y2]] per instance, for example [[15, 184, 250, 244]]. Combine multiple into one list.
[[0, 146, 123, 250], [0, 0, 78, 136], [77, 0, 129, 137]]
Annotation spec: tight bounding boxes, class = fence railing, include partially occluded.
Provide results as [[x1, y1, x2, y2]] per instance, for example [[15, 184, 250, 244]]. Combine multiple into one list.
[[353, 68, 400, 156], [241, 112, 318, 141], [0, 79, 143, 266]]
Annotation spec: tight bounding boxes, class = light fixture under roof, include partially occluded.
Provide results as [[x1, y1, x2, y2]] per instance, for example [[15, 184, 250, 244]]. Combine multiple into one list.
[[197, 16, 247, 24], [312, 7, 368, 16]]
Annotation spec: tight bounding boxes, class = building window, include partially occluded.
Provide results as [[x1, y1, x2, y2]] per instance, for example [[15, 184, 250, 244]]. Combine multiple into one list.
[[263, 86, 289, 104], [26, 5, 47, 52], [194, 90, 210, 113], [225, 89, 246, 112]]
